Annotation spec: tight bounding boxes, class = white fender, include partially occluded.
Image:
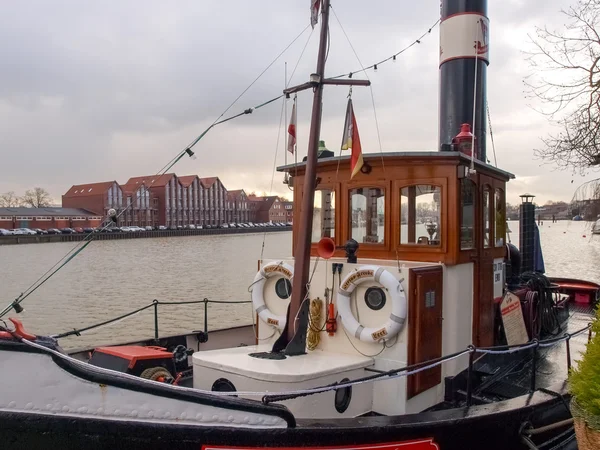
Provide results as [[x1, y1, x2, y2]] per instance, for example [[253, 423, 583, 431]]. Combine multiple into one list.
[[251, 261, 294, 331], [337, 265, 407, 343]]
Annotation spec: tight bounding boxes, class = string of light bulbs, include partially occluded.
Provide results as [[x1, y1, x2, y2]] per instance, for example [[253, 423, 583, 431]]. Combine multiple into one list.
[[330, 18, 441, 80]]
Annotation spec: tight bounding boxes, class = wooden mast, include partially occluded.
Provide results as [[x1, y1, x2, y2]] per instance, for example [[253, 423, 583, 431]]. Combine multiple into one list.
[[281, 0, 369, 354]]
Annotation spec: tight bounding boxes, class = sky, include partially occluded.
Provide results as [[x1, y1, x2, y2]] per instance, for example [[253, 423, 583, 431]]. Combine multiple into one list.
[[0, 0, 596, 206]]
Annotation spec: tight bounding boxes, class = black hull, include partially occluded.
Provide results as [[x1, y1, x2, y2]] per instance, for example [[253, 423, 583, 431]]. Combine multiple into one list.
[[0, 385, 576, 450]]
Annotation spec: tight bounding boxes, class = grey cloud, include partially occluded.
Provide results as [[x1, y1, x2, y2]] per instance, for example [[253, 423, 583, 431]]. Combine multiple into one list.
[[0, 0, 590, 206]]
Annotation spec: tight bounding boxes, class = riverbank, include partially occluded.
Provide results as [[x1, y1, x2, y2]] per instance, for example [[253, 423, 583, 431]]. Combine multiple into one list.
[[0, 226, 291, 245]]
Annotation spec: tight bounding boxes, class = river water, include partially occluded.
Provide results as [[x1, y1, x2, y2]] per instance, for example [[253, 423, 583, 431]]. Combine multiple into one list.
[[0, 221, 599, 351]]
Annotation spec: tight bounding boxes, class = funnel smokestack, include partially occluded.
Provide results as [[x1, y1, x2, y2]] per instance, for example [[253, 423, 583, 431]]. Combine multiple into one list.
[[439, 0, 488, 163]]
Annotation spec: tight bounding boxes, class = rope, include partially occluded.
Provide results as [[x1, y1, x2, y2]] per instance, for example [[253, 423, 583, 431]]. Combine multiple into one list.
[[306, 298, 323, 350], [331, 6, 385, 174]]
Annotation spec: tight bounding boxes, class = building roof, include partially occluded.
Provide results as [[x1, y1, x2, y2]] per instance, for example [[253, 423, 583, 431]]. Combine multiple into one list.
[[0, 207, 98, 217], [125, 173, 176, 188], [227, 189, 246, 201], [120, 182, 147, 196], [63, 181, 118, 198], [199, 177, 219, 188], [249, 196, 280, 211], [178, 175, 199, 188]]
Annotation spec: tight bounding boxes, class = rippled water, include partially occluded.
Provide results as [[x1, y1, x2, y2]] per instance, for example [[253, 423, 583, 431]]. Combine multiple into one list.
[[0, 232, 292, 350], [0, 220, 599, 351]]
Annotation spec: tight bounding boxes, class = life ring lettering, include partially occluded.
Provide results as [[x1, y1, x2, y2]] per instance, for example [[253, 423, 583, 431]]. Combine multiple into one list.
[[263, 265, 293, 279], [337, 265, 407, 343], [371, 328, 388, 341], [251, 261, 293, 331], [341, 270, 374, 291]]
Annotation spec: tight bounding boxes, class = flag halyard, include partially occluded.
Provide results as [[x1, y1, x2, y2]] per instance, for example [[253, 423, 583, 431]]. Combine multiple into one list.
[[341, 98, 364, 179]]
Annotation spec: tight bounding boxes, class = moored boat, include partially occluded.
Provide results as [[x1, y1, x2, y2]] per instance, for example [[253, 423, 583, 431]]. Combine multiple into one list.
[[0, 1, 597, 449]]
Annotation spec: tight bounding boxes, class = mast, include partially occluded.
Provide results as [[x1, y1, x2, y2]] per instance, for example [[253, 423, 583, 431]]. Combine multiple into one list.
[[285, 0, 331, 351], [280, 0, 369, 354]]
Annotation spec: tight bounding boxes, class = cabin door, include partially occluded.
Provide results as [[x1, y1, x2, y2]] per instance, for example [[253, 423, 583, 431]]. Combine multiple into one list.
[[474, 179, 495, 347], [408, 266, 443, 398]]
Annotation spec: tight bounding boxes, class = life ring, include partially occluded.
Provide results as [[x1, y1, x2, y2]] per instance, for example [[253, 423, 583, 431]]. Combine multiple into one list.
[[251, 261, 294, 331], [337, 265, 407, 343]]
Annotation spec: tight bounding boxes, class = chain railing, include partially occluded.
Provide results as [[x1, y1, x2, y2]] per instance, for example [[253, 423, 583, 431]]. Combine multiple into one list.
[[46, 300, 592, 406], [50, 298, 252, 341]]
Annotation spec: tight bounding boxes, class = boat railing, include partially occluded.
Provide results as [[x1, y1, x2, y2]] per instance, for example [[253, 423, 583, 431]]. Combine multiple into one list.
[[51, 298, 252, 341], [48, 300, 592, 406], [258, 324, 592, 405]]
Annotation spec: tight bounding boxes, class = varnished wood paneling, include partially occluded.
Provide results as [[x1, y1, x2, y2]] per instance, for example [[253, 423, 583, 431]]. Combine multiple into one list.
[[408, 266, 444, 398]]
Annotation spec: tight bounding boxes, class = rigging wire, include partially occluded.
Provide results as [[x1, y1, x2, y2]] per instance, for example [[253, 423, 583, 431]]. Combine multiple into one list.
[[487, 100, 498, 167], [331, 5, 386, 174], [259, 96, 287, 263], [1, 24, 312, 319], [3, 17, 440, 318]]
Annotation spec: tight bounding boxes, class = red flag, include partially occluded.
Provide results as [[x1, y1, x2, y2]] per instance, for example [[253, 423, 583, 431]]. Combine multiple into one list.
[[287, 102, 297, 154], [340, 98, 364, 179], [311, 0, 320, 29]]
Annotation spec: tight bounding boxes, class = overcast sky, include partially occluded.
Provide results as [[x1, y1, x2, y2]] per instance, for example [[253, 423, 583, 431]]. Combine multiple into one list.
[[0, 0, 594, 205]]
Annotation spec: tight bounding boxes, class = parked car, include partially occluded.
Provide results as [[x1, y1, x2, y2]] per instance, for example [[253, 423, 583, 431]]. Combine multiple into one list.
[[73, 227, 84, 233], [47, 228, 61, 234], [10, 229, 25, 235], [33, 228, 48, 235], [158, 225, 167, 230], [60, 228, 75, 234], [16, 228, 37, 235], [0, 228, 13, 236], [145, 226, 153, 231], [83, 228, 95, 233]]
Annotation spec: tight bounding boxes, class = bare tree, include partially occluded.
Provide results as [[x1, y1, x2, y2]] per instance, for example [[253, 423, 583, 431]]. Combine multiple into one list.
[[525, 0, 600, 172], [21, 187, 53, 208], [0, 191, 21, 207]]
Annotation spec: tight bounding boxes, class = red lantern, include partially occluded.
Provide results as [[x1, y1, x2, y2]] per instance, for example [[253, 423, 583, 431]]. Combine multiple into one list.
[[452, 123, 478, 159]]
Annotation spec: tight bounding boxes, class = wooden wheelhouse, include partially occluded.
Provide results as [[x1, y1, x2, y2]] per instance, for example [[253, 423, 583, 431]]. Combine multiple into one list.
[[280, 150, 513, 347]]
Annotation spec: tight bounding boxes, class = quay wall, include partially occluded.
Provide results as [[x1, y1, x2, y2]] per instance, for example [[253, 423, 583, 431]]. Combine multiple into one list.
[[0, 227, 291, 246]]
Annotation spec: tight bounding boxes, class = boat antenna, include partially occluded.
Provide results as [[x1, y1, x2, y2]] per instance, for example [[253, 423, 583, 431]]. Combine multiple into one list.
[[277, 0, 370, 355]]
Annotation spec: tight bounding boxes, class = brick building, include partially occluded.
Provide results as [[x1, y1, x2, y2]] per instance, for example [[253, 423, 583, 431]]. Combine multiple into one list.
[[62, 173, 293, 228], [226, 190, 250, 224], [199, 177, 227, 227], [0, 207, 102, 230], [282, 201, 293, 224], [63, 181, 124, 218], [248, 196, 289, 224]]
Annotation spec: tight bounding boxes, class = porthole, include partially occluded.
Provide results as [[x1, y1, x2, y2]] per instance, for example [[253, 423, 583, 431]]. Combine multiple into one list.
[[212, 378, 237, 396], [364, 287, 386, 311], [335, 377, 352, 413], [275, 278, 292, 299]]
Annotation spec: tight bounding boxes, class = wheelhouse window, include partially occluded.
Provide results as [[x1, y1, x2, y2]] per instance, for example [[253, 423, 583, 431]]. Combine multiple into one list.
[[350, 187, 384, 244], [483, 186, 491, 248], [400, 185, 441, 246], [460, 179, 475, 250], [495, 188, 505, 247], [312, 189, 335, 242]]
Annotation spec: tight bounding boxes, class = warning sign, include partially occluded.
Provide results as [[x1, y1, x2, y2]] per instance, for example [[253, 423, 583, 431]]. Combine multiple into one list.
[[493, 258, 504, 303], [500, 292, 529, 345]]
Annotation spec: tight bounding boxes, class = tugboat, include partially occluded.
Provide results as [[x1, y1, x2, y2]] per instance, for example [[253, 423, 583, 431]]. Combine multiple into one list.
[[0, 1, 597, 449]]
